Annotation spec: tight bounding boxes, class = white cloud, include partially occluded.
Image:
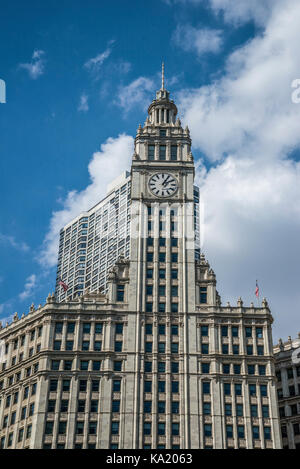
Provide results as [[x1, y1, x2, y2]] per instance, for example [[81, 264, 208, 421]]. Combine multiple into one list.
[[175, 0, 300, 339], [0, 233, 29, 252], [39, 134, 134, 268], [19, 50, 45, 79], [205, 0, 281, 27], [178, 1, 300, 162], [173, 25, 223, 56], [84, 41, 115, 76], [78, 93, 89, 112], [19, 274, 37, 301], [165, 0, 280, 26], [116, 77, 155, 112]]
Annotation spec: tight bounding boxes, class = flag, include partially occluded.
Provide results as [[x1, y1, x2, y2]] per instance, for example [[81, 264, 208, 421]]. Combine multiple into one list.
[[58, 278, 68, 292], [255, 280, 259, 298]]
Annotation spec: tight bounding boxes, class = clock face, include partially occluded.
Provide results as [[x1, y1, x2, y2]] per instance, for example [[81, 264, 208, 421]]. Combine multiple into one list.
[[148, 173, 178, 198]]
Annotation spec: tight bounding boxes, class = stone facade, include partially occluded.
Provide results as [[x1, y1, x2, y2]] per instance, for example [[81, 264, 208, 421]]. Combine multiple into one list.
[[0, 74, 282, 449], [273, 335, 300, 449]]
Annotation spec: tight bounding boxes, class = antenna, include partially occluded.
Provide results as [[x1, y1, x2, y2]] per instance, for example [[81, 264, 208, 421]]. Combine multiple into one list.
[[162, 62, 165, 90]]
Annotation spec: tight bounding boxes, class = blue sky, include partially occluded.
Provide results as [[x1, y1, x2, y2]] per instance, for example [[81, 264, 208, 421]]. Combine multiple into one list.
[[1, 0, 300, 341]]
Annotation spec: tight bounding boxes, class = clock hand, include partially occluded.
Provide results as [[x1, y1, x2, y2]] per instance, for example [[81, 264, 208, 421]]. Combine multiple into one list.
[[163, 176, 171, 187]]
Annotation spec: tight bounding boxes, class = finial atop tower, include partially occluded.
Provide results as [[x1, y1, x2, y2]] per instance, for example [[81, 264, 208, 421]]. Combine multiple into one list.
[[161, 62, 165, 90]]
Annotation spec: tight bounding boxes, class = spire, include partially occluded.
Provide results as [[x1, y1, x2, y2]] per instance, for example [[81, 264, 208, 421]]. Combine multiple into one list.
[[161, 62, 165, 90]]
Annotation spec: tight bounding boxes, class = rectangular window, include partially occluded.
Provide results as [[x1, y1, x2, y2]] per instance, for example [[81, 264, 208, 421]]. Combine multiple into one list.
[[66, 340, 74, 351], [145, 324, 153, 335], [171, 362, 179, 373], [158, 342, 165, 353], [262, 405, 269, 418], [49, 380, 58, 392], [222, 344, 229, 354], [144, 422, 151, 435], [94, 341, 102, 351], [159, 145, 166, 160], [172, 381, 179, 393], [80, 360, 89, 371], [260, 385, 268, 397], [237, 425, 245, 439], [159, 269, 166, 279], [224, 383, 231, 396], [203, 402, 211, 415], [113, 380, 121, 392], [171, 253, 178, 263], [264, 427, 271, 440], [61, 379, 70, 392], [202, 382, 210, 394], [147, 269, 153, 279], [245, 327, 252, 338], [114, 341, 122, 352], [236, 404, 244, 417], [158, 423, 165, 435], [172, 423, 179, 436], [95, 323, 103, 334], [225, 404, 232, 416], [159, 285, 166, 296], [45, 421, 54, 435], [158, 381, 165, 393], [79, 380, 87, 392], [91, 400, 98, 413], [159, 253, 166, 263], [221, 326, 228, 337], [76, 421, 84, 434], [146, 302, 153, 313], [158, 362, 165, 373], [67, 322, 75, 334], [232, 326, 239, 337], [226, 425, 233, 438], [204, 424, 212, 437], [171, 269, 178, 279], [201, 344, 209, 354], [55, 322, 63, 334], [144, 381, 152, 393], [172, 401, 179, 414], [93, 361, 101, 371], [144, 362, 152, 373], [257, 345, 264, 356], [114, 361, 122, 371], [171, 145, 177, 161], [233, 344, 239, 355], [202, 363, 210, 374], [252, 426, 260, 440], [146, 285, 153, 296], [145, 342, 153, 353], [158, 401, 166, 413], [200, 287, 207, 304], [83, 323, 91, 334], [148, 145, 155, 160], [112, 400, 120, 413], [171, 303, 178, 313], [259, 365, 266, 376], [117, 285, 125, 302], [158, 324, 166, 335], [144, 401, 152, 413], [115, 323, 123, 334], [51, 360, 60, 371]]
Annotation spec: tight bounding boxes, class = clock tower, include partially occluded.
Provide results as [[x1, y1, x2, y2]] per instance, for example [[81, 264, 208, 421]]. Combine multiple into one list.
[[126, 65, 199, 448]]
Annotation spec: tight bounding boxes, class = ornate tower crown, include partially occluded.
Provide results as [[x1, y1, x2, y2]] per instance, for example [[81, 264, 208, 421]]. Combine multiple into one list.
[[147, 62, 178, 126]]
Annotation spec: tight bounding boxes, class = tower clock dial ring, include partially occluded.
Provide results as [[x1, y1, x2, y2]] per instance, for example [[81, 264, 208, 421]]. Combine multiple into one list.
[[148, 173, 178, 198]]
